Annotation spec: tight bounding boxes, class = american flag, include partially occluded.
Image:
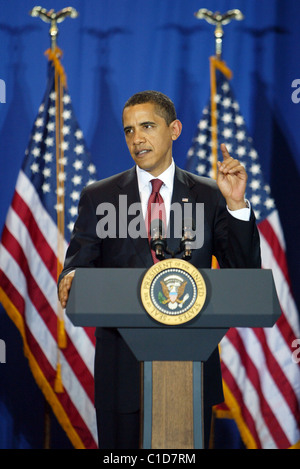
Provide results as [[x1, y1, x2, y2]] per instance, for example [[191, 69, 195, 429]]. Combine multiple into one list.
[[0, 56, 98, 448], [186, 67, 300, 449]]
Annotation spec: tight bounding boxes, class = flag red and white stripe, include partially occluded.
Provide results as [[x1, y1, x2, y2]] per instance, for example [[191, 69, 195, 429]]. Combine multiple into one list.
[[186, 60, 300, 449], [0, 53, 98, 448], [220, 210, 300, 448]]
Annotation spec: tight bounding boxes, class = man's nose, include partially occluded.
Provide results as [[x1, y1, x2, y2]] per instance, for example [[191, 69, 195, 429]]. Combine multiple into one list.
[[133, 129, 145, 145]]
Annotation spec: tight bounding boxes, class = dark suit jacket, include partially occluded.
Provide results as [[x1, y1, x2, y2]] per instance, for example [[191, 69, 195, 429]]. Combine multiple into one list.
[[60, 165, 261, 413]]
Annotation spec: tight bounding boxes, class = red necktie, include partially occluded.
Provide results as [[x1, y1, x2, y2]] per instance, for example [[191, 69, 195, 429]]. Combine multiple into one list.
[[146, 179, 166, 263]]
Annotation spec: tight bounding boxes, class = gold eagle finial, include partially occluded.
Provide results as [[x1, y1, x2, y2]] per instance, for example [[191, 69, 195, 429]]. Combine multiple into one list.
[[30, 6, 79, 50], [194, 8, 244, 58]]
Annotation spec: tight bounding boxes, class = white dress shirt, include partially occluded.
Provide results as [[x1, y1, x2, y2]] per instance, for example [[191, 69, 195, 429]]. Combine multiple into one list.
[[136, 160, 175, 226], [136, 159, 250, 222]]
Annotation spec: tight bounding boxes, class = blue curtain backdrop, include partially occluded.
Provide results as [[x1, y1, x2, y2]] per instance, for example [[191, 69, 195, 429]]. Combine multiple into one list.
[[0, 0, 299, 448]]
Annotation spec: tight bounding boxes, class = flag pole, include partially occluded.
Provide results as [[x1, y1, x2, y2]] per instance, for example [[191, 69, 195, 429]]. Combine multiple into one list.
[[194, 8, 243, 177], [29, 6, 78, 448], [193, 10, 245, 446], [194, 9, 243, 268]]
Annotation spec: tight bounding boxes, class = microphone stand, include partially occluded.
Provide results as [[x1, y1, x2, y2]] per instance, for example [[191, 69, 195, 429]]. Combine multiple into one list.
[[150, 219, 196, 261]]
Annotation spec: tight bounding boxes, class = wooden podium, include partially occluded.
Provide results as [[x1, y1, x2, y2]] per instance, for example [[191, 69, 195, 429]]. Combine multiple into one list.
[[66, 267, 281, 449]]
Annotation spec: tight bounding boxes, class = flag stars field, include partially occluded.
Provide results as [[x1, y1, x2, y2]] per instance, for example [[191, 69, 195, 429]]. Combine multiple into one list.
[[25, 77, 97, 232], [0, 58, 99, 449]]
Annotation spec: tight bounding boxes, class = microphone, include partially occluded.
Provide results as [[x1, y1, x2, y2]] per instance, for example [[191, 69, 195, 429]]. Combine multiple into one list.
[[180, 217, 196, 261], [150, 218, 166, 260]]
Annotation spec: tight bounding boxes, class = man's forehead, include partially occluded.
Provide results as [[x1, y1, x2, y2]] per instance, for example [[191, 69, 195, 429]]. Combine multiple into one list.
[[123, 102, 164, 125]]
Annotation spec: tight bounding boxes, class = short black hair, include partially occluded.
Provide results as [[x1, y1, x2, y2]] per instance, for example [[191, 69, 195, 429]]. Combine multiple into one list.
[[123, 90, 177, 125]]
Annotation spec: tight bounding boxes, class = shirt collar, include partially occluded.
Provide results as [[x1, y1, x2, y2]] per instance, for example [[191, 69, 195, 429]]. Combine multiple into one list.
[[136, 159, 175, 192]]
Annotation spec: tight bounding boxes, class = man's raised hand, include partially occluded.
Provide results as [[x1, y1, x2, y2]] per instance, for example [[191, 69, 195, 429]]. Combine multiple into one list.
[[216, 143, 248, 210]]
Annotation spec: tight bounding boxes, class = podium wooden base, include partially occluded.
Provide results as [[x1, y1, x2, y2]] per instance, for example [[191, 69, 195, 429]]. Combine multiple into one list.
[[141, 361, 204, 449]]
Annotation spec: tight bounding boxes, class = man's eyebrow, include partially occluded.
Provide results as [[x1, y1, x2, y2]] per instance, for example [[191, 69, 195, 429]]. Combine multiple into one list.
[[140, 120, 156, 126], [123, 121, 156, 132]]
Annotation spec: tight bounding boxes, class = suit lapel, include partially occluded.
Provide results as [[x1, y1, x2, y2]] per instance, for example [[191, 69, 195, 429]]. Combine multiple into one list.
[[117, 167, 153, 267], [115, 166, 198, 265], [172, 166, 197, 202], [167, 166, 197, 256]]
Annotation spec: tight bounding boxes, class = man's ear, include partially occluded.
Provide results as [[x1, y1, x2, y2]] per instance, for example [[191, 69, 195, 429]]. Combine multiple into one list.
[[170, 119, 182, 141]]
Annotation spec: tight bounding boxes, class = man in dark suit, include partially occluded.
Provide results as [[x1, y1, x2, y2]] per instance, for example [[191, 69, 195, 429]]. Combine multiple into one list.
[[58, 90, 261, 449]]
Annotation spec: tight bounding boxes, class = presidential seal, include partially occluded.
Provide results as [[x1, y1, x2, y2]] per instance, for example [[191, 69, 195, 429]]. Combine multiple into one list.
[[140, 259, 206, 325]]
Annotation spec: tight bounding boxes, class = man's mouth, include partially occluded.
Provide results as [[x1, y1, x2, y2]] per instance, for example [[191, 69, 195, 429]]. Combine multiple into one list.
[[135, 149, 151, 157]]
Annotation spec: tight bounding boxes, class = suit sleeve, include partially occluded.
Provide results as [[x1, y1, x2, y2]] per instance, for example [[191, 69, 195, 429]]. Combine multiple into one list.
[[58, 187, 101, 285], [213, 193, 261, 269]]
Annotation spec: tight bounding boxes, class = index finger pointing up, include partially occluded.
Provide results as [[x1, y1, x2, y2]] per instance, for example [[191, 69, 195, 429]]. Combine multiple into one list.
[[220, 143, 231, 160]]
